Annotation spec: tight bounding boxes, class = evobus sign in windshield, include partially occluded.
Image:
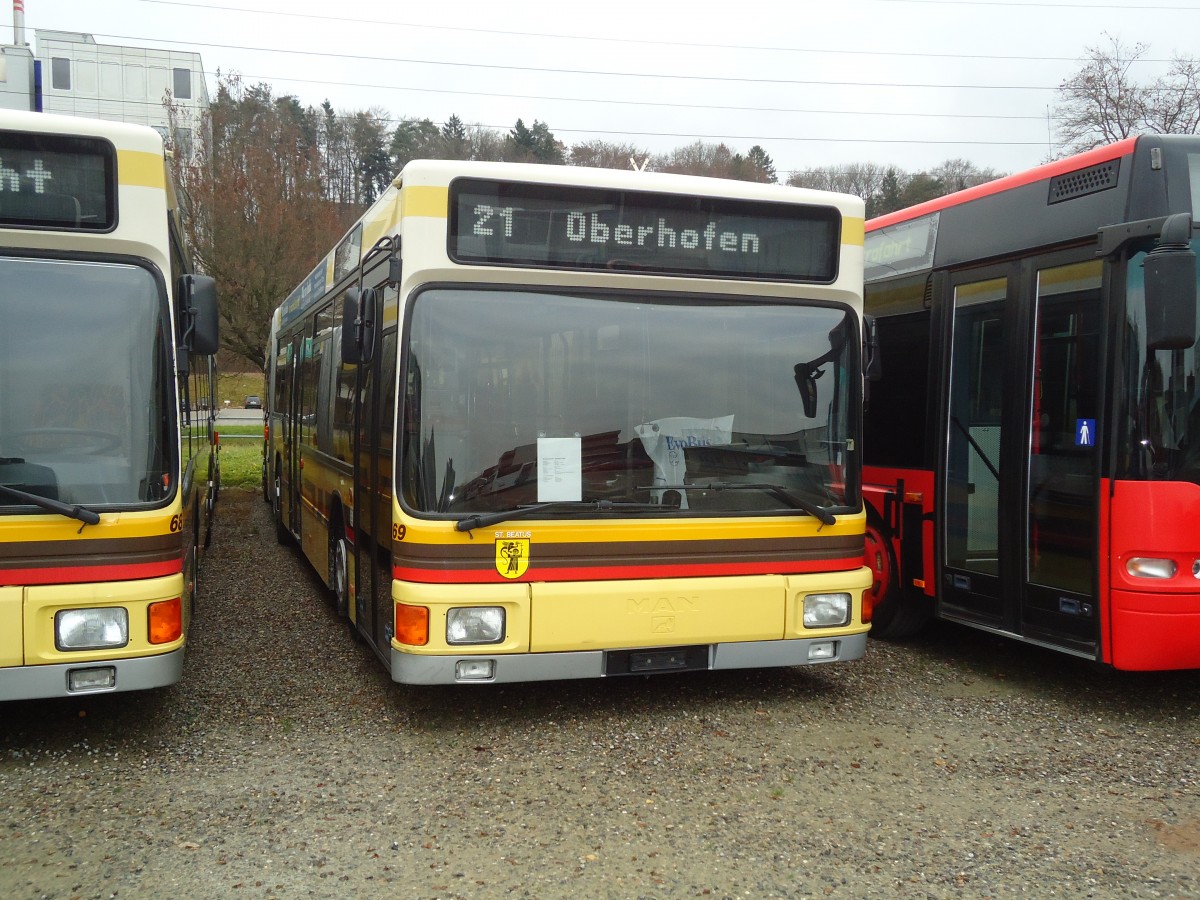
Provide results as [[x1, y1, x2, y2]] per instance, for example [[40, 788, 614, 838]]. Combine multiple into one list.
[[450, 178, 841, 282]]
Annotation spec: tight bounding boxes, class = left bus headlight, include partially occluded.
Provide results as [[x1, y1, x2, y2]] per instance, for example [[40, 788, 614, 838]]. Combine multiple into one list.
[[446, 607, 505, 645], [55, 608, 129, 650], [803, 593, 852, 628]]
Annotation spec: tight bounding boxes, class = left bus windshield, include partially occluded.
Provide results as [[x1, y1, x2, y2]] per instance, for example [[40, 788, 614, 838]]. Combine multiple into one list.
[[0, 256, 171, 510], [402, 288, 858, 517]]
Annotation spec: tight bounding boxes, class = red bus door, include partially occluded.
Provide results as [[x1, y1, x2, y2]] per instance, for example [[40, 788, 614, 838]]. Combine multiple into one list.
[[1021, 260, 1102, 651], [940, 259, 1103, 657], [942, 271, 1009, 625]]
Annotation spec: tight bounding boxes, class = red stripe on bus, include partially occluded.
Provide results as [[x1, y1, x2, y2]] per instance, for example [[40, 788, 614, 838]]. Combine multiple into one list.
[[394, 557, 863, 584], [0, 559, 183, 586], [867, 137, 1139, 230]]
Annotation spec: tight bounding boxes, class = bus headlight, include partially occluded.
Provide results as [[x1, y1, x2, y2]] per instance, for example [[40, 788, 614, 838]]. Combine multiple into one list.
[[55, 608, 129, 650], [1126, 558, 1177, 579], [446, 607, 505, 645], [803, 593, 851, 628]]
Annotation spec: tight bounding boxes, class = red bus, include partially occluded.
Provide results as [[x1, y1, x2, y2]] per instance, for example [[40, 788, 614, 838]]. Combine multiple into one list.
[[862, 135, 1200, 670]]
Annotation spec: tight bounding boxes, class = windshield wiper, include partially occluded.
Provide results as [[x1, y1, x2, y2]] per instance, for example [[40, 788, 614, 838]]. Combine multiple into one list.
[[0, 482, 101, 526], [635, 481, 837, 526], [455, 499, 665, 532]]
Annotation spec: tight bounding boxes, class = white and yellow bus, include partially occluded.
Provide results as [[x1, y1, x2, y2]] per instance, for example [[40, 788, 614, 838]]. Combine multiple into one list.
[[268, 160, 872, 684], [0, 110, 219, 700]]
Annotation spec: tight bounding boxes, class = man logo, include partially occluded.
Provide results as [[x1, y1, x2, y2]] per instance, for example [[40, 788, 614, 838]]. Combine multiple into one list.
[[495, 539, 530, 579], [652, 616, 675, 633]]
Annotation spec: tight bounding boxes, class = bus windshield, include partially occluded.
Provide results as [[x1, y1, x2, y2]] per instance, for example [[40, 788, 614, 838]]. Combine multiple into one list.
[[1122, 236, 1200, 484], [0, 256, 172, 510], [402, 288, 857, 517]]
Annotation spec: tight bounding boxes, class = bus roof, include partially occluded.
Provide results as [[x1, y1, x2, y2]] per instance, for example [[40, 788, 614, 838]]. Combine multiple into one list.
[[1, 109, 174, 267], [278, 159, 867, 327], [868, 138, 1140, 231], [0, 108, 166, 155]]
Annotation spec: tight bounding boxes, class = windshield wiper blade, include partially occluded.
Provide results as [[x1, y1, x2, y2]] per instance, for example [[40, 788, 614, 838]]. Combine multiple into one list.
[[455, 499, 664, 532], [635, 481, 837, 526], [0, 482, 101, 526]]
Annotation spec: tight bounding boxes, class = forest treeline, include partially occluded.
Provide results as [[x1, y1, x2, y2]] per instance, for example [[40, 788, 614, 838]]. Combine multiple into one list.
[[171, 32, 1200, 368]]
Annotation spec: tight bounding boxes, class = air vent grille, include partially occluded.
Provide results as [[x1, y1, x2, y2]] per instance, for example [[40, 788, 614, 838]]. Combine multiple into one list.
[[1048, 160, 1120, 204]]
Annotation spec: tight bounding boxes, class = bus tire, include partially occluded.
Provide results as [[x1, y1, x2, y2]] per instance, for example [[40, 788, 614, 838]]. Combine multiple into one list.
[[329, 509, 350, 618], [865, 508, 931, 639]]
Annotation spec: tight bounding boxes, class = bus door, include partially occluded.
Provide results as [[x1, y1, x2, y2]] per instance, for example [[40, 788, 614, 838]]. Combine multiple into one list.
[[350, 275, 399, 659], [941, 272, 1010, 625], [286, 331, 305, 537], [1021, 259, 1102, 652]]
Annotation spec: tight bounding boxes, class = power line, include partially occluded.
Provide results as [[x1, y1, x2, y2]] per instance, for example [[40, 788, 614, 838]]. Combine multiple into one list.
[[868, 0, 1200, 9], [246, 71, 1048, 121], [65, 31, 1066, 92], [31, 64, 1061, 134], [135, 0, 1189, 64], [520, 126, 1051, 147]]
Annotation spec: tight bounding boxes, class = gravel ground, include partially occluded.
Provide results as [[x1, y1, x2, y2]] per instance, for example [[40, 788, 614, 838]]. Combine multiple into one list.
[[2, 487, 1199, 899]]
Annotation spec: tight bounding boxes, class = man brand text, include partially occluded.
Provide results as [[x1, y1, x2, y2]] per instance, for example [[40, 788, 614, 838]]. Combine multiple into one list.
[[566, 213, 761, 255], [627, 596, 699, 614]]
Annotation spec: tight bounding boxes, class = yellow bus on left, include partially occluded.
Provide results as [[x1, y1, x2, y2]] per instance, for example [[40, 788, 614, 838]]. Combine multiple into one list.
[[0, 109, 219, 700]]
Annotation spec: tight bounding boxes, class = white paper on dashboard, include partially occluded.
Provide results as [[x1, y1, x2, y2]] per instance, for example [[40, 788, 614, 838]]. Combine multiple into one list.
[[537, 436, 582, 501]]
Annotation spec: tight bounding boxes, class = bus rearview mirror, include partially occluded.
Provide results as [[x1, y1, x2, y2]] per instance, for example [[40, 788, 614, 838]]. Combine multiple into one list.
[[1143, 213, 1197, 351], [181, 274, 219, 356], [340, 287, 377, 365]]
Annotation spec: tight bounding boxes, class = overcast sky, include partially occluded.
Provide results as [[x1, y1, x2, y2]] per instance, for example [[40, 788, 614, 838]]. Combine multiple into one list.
[[11, 0, 1200, 179]]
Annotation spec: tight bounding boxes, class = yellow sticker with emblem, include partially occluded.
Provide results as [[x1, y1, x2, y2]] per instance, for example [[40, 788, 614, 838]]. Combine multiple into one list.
[[495, 539, 530, 579]]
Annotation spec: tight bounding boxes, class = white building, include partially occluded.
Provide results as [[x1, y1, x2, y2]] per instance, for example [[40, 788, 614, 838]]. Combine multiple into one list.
[[0, 44, 36, 111], [34, 30, 209, 157]]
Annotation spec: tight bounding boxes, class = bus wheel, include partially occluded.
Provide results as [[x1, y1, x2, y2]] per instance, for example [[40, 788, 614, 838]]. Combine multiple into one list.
[[329, 520, 350, 618], [865, 509, 930, 639]]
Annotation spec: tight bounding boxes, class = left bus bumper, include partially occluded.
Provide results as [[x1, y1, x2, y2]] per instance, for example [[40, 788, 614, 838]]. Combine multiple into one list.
[[0, 646, 185, 701], [391, 633, 868, 685]]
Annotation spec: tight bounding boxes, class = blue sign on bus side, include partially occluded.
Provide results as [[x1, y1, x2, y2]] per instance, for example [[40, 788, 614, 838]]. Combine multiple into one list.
[[1076, 418, 1096, 447]]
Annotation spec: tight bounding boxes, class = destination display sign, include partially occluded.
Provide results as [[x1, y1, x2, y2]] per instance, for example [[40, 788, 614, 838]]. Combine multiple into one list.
[[864, 213, 940, 280], [0, 131, 115, 231], [449, 178, 841, 282]]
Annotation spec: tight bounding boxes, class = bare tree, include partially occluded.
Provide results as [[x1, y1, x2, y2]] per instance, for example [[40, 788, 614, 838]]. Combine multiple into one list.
[[1145, 56, 1200, 135], [1054, 34, 1200, 155], [653, 141, 783, 183], [569, 140, 652, 170], [170, 75, 351, 368], [930, 159, 1001, 193], [788, 162, 889, 203], [468, 125, 507, 162]]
